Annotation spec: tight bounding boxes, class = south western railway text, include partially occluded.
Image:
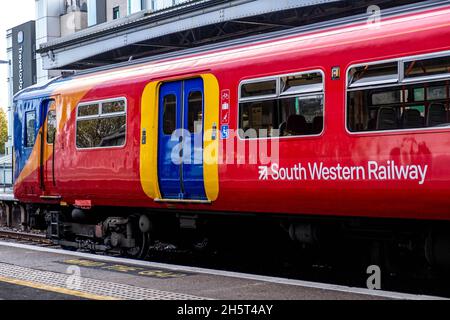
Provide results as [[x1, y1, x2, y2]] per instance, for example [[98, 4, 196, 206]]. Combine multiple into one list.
[[263, 161, 429, 185]]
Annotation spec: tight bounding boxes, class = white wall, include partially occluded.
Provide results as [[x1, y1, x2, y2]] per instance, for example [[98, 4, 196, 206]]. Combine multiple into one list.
[[61, 11, 88, 37], [35, 0, 64, 84], [106, 0, 127, 20]]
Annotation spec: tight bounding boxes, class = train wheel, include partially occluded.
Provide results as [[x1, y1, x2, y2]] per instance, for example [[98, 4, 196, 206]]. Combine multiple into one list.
[[0, 203, 9, 226], [125, 231, 151, 260]]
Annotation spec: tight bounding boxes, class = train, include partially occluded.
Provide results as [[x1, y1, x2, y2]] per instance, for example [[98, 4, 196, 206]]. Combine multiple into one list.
[[6, 1, 450, 269]]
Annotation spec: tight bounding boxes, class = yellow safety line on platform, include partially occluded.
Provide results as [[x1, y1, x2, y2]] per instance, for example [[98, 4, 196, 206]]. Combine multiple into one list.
[[0, 276, 119, 300]]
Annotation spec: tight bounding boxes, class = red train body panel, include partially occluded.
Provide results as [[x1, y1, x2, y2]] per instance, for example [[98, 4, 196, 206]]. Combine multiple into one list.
[[13, 4, 450, 222]]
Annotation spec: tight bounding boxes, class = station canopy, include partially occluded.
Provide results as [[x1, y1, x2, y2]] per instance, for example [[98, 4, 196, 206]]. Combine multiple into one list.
[[38, 0, 434, 71]]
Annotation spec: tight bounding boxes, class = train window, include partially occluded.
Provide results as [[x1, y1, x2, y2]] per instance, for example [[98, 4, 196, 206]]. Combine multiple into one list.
[[371, 89, 404, 106], [77, 117, 126, 148], [78, 103, 99, 117], [187, 91, 203, 133], [427, 86, 447, 100], [348, 62, 398, 88], [240, 100, 277, 138], [102, 100, 125, 114], [347, 55, 450, 133], [241, 80, 277, 99], [76, 98, 127, 149], [348, 81, 450, 132], [280, 73, 323, 96], [47, 110, 57, 144], [163, 94, 176, 135], [239, 71, 324, 138], [404, 55, 450, 79], [25, 111, 36, 148]]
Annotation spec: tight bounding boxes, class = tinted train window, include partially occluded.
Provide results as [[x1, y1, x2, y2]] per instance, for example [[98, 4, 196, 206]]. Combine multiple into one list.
[[404, 56, 450, 79], [241, 80, 277, 99], [76, 98, 126, 149], [240, 100, 277, 138], [163, 94, 176, 135], [25, 111, 36, 148], [102, 100, 125, 114], [77, 117, 126, 148], [281, 73, 323, 95], [47, 110, 57, 144], [347, 55, 450, 133], [239, 71, 324, 138], [188, 91, 203, 133], [348, 62, 398, 88], [78, 103, 99, 117]]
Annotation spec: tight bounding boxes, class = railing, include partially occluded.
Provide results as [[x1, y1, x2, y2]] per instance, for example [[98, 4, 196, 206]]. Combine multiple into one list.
[[0, 162, 13, 193], [0, 151, 13, 193]]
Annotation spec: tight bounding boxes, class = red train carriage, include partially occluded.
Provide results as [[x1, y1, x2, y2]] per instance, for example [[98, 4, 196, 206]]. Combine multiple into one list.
[[10, 3, 450, 265]]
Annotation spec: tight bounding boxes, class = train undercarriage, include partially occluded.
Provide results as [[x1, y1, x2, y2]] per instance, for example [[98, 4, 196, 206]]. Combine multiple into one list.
[[1, 201, 450, 277]]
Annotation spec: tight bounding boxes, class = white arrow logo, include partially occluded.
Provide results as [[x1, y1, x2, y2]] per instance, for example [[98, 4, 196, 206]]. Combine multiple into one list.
[[259, 166, 269, 180]]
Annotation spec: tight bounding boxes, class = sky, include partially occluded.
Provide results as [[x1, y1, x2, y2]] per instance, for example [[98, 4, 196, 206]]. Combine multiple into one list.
[[0, 0, 36, 111]]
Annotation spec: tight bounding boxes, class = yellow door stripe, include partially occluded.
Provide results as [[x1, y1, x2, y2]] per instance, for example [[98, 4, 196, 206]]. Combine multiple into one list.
[[201, 74, 220, 202], [0, 275, 119, 300], [140, 74, 220, 202], [140, 81, 162, 200]]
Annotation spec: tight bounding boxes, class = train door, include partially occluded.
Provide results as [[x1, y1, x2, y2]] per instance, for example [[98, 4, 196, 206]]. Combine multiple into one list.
[[158, 78, 207, 200], [39, 99, 58, 196]]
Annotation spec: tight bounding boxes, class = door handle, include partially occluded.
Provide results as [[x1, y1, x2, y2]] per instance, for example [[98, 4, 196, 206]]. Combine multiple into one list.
[[212, 123, 217, 141], [141, 129, 147, 145]]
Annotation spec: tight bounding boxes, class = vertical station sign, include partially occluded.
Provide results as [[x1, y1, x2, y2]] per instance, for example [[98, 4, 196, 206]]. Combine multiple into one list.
[[12, 21, 36, 95]]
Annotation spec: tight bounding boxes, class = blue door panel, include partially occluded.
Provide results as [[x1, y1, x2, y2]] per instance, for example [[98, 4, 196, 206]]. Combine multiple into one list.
[[158, 82, 182, 199], [157, 79, 206, 200], [182, 78, 206, 200]]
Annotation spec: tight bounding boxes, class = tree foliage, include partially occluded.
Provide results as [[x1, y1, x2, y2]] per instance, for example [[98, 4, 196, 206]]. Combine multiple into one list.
[[0, 109, 7, 155]]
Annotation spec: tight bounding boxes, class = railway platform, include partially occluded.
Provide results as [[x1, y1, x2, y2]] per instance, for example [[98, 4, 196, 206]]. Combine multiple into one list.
[[0, 241, 442, 301]]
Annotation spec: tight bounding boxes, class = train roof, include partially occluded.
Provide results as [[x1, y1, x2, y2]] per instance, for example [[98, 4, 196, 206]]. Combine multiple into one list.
[[14, 0, 450, 102]]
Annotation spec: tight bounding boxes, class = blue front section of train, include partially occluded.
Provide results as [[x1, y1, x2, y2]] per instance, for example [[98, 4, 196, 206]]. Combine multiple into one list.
[[12, 76, 71, 184], [13, 94, 53, 182]]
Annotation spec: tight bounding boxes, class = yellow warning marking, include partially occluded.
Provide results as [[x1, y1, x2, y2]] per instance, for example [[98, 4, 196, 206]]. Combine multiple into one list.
[[102, 264, 145, 273], [64, 259, 107, 267], [0, 275, 119, 300], [63, 259, 188, 278]]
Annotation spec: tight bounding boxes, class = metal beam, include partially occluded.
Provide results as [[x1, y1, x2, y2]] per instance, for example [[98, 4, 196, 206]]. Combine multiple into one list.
[[230, 20, 295, 28], [131, 43, 188, 49]]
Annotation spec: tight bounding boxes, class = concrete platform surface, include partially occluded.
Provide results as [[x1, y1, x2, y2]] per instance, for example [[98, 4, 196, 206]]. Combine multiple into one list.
[[0, 241, 443, 300]]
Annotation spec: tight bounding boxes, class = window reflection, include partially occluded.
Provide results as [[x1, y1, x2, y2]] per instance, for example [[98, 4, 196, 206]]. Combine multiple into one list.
[[47, 110, 57, 144], [25, 111, 36, 148], [239, 72, 324, 138], [163, 95, 176, 135], [76, 99, 126, 149], [188, 91, 203, 133]]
